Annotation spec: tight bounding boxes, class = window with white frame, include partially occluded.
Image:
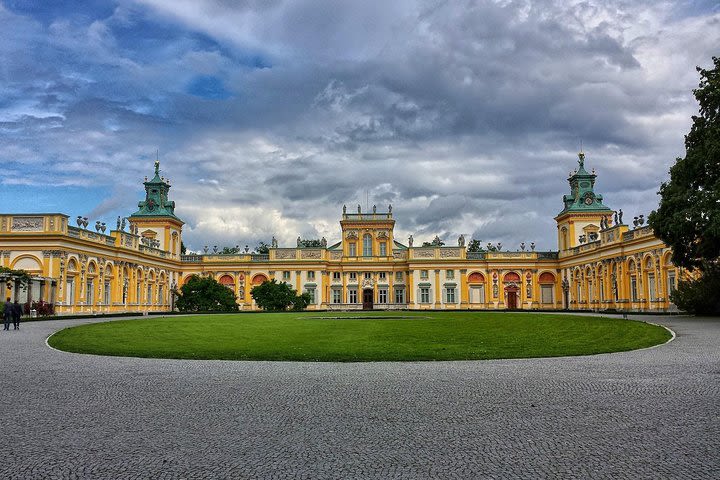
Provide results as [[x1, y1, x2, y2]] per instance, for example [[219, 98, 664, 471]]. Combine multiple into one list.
[[349, 272, 357, 281], [379, 272, 386, 281], [305, 288, 316, 303], [363, 234, 372, 256], [364, 272, 372, 280], [445, 287, 455, 303], [348, 288, 358, 303], [104, 281, 111, 305], [66, 278, 75, 305], [421, 270, 428, 279], [378, 288, 388, 304], [379, 242, 387, 256], [86, 279, 94, 305], [446, 269, 454, 279], [307, 271, 315, 281], [394, 288, 405, 304], [147, 284, 152, 304], [420, 287, 430, 303], [668, 271, 676, 294], [349, 242, 356, 256], [631, 277, 638, 301], [158, 285, 164, 304], [332, 289, 342, 304], [333, 271, 341, 281], [541, 285, 553, 304]]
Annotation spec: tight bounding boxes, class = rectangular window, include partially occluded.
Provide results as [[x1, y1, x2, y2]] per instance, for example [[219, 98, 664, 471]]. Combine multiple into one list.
[[147, 285, 152, 304], [66, 278, 75, 305], [446, 287, 456, 303], [446, 269, 454, 279], [395, 271, 403, 282], [349, 243, 356, 256], [332, 272, 341, 281], [136, 284, 141, 304], [420, 287, 430, 303], [307, 271, 315, 281], [648, 275, 656, 301], [364, 272, 372, 280], [668, 272, 676, 295], [379, 272, 386, 281], [158, 285, 164, 305], [421, 270, 428, 279], [104, 281, 111, 305], [394, 288, 405, 304], [283, 271, 291, 281], [379, 242, 387, 256], [470, 285, 485, 303], [631, 278, 638, 301], [332, 289, 342, 304], [348, 288, 358, 303], [306, 288, 316, 304], [363, 234, 372, 256], [541, 285, 553, 304], [378, 288, 388, 304], [86, 280, 94, 305], [349, 272, 357, 281]]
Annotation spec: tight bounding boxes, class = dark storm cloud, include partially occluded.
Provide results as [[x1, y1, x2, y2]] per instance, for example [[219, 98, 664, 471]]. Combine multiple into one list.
[[0, 0, 718, 250]]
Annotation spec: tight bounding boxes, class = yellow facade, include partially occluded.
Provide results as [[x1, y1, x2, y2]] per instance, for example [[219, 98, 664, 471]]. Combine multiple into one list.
[[0, 158, 688, 314]]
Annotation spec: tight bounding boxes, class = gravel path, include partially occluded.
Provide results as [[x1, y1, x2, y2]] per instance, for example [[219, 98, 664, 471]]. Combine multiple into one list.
[[0, 315, 718, 479]]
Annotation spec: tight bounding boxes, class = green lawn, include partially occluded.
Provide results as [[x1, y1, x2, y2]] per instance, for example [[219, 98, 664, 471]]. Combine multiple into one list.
[[47, 311, 672, 362]]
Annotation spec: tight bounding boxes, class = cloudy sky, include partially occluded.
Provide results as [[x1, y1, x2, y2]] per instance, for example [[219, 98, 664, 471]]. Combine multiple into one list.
[[1, 0, 718, 252]]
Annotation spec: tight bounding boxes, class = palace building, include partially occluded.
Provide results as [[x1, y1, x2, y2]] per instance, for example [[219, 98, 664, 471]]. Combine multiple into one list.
[[0, 154, 686, 314]]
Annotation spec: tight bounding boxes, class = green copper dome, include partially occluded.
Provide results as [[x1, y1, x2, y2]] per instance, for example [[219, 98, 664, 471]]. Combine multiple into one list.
[[130, 161, 182, 220], [557, 152, 612, 216]]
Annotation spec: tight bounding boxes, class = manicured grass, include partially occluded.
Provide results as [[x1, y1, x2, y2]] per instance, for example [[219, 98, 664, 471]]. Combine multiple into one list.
[[47, 311, 672, 362]]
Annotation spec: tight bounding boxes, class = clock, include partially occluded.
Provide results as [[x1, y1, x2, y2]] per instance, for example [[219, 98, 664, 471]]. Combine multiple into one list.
[[584, 196, 593, 205], [147, 199, 155, 211]]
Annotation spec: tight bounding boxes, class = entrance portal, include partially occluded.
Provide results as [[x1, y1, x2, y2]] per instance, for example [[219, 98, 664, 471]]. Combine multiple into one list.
[[362, 289, 373, 310]]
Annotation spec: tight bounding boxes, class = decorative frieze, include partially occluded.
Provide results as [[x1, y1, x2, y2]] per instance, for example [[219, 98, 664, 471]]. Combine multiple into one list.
[[275, 250, 297, 260], [440, 248, 461, 258], [414, 248, 435, 258], [11, 216, 43, 232], [300, 250, 322, 259]]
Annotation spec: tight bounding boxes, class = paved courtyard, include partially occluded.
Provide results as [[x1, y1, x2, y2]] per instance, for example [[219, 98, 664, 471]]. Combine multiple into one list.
[[0, 315, 718, 479]]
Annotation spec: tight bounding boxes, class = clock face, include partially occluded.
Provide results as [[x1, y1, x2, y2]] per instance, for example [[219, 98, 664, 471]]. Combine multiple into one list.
[[147, 199, 155, 211], [584, 197, 593, 205]]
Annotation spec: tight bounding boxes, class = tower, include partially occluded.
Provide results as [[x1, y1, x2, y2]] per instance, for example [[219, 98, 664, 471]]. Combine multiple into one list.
[[555, 152, 612, 251], [128, 160, 184, 258], [340, 205, 395, 259]]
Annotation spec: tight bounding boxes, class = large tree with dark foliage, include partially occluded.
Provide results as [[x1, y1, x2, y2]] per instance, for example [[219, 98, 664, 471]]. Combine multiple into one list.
[[175, 275, 239, 312], [251, 279, 312, 311], [649, 57, 720, 313]]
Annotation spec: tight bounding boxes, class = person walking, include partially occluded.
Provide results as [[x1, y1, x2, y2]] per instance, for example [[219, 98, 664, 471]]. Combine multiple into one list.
[[12, 300, 21, 330], [3, 299, 11, 331]]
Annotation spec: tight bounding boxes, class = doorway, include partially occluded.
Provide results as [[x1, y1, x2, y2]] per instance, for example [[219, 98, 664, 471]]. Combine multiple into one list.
[[505, 286, 519, 310], [362, 289, 373, 310]]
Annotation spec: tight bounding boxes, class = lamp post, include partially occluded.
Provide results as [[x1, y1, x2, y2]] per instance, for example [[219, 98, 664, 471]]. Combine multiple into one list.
[[561, 277, 570, 310]]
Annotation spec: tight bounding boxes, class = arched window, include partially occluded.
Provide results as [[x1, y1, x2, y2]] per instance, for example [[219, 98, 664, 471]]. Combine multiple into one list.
[[363, 234, 372, 257]]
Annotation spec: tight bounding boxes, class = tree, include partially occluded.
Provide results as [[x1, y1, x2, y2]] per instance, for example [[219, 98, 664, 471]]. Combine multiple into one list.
[[250, 279, 311, 311], [649, 57, 720, 270], [299, 239, 323, 247], [649, 57, 720, 314], [467, 239, 484, 253], [1, 266, 32, 301], [255, 241, 270, 254], [175, 275, 239, 312], [221, 246, 241, 254], [180, 241, 187, 255]]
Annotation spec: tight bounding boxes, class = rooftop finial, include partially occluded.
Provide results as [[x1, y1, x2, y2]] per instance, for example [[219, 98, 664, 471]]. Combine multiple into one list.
[[154, 159, 160, 176], [578, 151, 585, 169]]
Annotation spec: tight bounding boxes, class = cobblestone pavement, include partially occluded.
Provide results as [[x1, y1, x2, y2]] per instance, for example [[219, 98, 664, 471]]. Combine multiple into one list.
[[0, 315, 718, 479]]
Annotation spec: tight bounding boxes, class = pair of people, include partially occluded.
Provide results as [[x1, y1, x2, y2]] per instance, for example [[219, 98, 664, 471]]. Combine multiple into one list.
[[3, 299, 21, 330]]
